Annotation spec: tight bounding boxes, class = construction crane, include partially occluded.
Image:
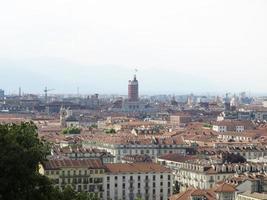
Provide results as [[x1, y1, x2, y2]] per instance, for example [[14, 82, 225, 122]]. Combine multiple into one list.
[[44, 87, 55, 104]]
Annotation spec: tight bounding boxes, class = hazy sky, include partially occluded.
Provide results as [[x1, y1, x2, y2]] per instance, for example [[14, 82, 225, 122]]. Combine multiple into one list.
[[0, 0, 267, 95]]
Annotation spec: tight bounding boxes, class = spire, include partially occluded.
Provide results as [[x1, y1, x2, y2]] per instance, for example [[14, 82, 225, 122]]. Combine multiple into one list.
[[134, 68, 138, 80]]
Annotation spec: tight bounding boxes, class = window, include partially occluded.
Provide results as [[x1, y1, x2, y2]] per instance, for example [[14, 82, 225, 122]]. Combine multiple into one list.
[[138, 176, 140, 181], [168, 175, 171, 180], [123, 183, 125, 189], [138, 183, 140, 188], [115, 176, 118, 180], [115, 183, 117, 188], [160, 182, 163, 186], [160, 175, 163, 179], [153, 175, 156, 181], [168, 182, 171, 187], [153, 189, 156, 194], [107, 184, 110, 189], [107, 176, 110, 181]]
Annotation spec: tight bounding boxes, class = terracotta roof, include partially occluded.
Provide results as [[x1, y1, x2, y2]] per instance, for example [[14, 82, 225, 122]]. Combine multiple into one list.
[[158, 153, 197, 162], [213, 183, 237, 193], [105, 163, 171, 173], [42, 159, 104, 170], [169, 188, 216, 200]]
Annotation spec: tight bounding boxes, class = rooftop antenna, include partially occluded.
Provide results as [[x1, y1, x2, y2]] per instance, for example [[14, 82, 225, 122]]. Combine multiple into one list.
[[134, 68, 138, 80]]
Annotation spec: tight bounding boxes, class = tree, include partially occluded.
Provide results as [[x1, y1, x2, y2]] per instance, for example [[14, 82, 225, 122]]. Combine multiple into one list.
[[105, 128, 116, 134], [62, 127, 81, 135], [0, 122, 99, 200], [0, 122, 53, 200]]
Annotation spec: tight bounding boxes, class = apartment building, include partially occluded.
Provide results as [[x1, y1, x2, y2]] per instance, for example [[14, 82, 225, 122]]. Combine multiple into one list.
[[41, 159, 173, 200], [51, 146, 115, 163], [157, 154, 267, 191], [39, 159, 106, 199], [82, 134, 188, 162], [217, 132, 258, 142], [170, 115, 192, 127], [236, 191, 267, 200], [212, 120, 254, 133], [103, 163, 173, 200]]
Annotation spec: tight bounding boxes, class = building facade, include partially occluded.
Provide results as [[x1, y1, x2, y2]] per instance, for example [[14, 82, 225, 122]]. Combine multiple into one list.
[[104, 163, 173, 200]]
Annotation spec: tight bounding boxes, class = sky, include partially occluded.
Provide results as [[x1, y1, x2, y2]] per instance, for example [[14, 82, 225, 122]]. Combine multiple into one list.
[[0, 0, 267, 95]]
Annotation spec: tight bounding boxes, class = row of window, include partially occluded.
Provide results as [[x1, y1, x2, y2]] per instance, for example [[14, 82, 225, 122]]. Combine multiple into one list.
[[107, 175, 171, 181], [61, 177, 103, 184], [107, 181, 171, 189], [46, 169, 104, 176]]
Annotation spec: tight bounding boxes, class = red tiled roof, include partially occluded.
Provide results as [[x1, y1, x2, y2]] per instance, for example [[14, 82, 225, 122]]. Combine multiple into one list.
[[42, 159, 104, 170], [105, 163, 171, 173]]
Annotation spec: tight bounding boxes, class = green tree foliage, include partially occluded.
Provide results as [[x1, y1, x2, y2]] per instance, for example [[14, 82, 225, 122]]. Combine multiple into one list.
[[0, 122, 98, 200], [104, 128, 116, 134], [0, 122, 52, 200], [62, 127, 81, 135]]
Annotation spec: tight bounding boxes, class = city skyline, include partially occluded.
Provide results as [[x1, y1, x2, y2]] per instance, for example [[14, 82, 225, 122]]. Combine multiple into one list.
[[1, 62, 265, 97]]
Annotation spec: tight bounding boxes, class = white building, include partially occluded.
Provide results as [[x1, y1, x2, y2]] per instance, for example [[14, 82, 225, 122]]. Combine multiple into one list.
[[104, 163, 173, 200], [212, 120, 254, 133], [237, 191, 267, 200], [82, 135, 188, 163]]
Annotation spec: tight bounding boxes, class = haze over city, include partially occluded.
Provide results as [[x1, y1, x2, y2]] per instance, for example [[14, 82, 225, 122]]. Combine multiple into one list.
[[3, 1, 267, 200], [1, 0, 267, 95]]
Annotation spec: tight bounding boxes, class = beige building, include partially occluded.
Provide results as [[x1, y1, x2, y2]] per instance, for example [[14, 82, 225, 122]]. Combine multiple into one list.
[[170, 115, 192, 127], [237, 191, 267, 200], [40, 159, 106, 199], [157, 154, 267, 191]]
